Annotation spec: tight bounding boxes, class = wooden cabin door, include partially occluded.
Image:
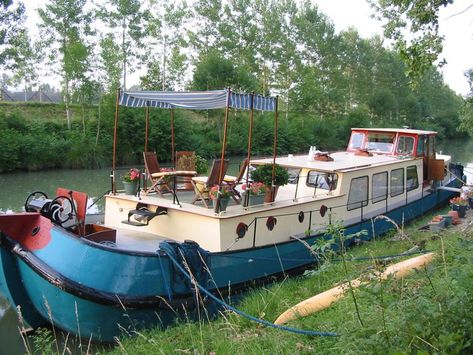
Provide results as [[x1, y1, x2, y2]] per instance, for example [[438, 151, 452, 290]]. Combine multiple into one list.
[[425, 135, 444, 181]]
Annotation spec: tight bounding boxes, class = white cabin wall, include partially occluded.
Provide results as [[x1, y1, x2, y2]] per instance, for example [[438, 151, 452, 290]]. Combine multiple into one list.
[[104, 197, 222, 251], [218, 197, 341, 251]]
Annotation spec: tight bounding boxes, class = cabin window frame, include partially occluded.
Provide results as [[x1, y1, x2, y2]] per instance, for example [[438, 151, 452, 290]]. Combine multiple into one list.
[[349, 132, 365, 150], [365, 132, 395, 153], [390, 168, 405, 197], [306, 171, 338, 191], [372, 171, 388, 204], [347, 175, 369, 211], [406, 165, 419, 191], [396, 135, 415, 155]]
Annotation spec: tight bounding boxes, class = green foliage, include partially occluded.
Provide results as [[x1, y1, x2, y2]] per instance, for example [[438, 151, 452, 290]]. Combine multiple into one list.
[[459, 69, 473, 136], [31, 328, 54, 354], [251, 163, 289, 187], [0, 0, 26, 64], [192, 49, 258, 91], [370, 0, 453, 83], [194, 154, 208, 175]]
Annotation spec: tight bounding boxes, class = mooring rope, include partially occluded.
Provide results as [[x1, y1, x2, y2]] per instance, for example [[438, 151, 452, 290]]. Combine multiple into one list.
[[163, 248, 338, 337], [86, 189, 111, 210]]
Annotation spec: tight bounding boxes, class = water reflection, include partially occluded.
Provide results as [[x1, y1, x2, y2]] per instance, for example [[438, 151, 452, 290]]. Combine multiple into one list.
[[0, 162, 244, 353], [0, 297, 25, 354], [0, 168, 115, 212], [438, 137, 473, 165]]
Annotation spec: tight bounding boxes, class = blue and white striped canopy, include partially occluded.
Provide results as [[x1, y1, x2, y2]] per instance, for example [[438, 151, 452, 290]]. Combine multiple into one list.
[[119, 90, 276, 112]]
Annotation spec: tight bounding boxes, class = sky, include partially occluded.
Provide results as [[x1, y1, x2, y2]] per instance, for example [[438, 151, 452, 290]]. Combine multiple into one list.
[[21, 0, 473, 96]]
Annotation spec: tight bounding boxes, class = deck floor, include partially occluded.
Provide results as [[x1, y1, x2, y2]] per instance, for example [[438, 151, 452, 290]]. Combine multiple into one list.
[[115, 228, 169, 253]]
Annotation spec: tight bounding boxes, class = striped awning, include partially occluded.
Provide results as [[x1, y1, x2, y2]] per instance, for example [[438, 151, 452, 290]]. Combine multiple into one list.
[[119, 90, 276, 112]]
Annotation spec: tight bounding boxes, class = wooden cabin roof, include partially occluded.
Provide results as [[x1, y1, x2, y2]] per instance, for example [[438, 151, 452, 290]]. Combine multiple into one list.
[[252, 152, 404, 173], [352, 127, 437, 135]]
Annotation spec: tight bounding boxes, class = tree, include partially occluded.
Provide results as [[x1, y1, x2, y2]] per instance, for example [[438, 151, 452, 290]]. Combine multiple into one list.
[[0, 0, 25, 64], [99, 0, 149, 89], [188, 0, 223, 56], [140, 60, 163, 90], [370, 0, 454, 83], [98, 34, 122, 93], [38, 0, 93, 129], [147, 1, 189, 90], [5, 28, 40, 100], [192, 50, 238, 90], [459, 69, 473, 136]]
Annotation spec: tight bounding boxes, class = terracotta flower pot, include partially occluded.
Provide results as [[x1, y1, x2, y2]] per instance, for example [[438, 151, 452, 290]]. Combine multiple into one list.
[[264, 186, 279, 203], [448, 210, 460, 224]]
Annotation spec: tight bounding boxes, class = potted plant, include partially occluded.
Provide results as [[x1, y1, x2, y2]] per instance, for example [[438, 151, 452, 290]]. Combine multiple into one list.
[[466, 190, 473, 209], [242, 182, 267, 206], [209, 185, 232, 212], [450, 196, 468, 218], [122, 168, 140, 195], [250, 163, 290, 202], [176, 152, 196, 190]]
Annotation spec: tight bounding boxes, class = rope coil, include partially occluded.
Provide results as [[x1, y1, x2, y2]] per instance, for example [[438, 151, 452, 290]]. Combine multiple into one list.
[[160, 242, 338, 337]]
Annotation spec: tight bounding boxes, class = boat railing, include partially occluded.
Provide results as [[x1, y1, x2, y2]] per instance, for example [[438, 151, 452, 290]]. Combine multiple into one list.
[[242, 173, 449, 248]]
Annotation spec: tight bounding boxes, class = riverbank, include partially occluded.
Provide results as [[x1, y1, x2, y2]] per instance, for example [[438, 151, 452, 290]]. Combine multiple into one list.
[[85, 207, 470, 354]]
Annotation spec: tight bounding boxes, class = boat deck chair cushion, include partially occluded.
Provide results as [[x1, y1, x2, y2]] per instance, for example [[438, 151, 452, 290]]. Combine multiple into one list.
[[142, 152, 173, 196], [191, 159, 229, 208], [223, 158, 249, 203]]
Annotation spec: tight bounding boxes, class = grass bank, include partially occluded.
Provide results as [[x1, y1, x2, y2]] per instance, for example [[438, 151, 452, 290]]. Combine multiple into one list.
[[93, 210, 473, 354]]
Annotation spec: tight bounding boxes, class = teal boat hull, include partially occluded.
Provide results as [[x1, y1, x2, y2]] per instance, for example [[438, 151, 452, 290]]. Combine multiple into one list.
[[0, 179, 460, 342]]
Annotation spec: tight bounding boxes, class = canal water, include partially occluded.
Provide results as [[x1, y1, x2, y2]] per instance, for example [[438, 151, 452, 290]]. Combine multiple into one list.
[[0, 141, 471, 353]]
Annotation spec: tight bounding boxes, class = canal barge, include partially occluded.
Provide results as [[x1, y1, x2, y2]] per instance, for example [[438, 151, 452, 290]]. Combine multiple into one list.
[[0, 89, 463, 341]]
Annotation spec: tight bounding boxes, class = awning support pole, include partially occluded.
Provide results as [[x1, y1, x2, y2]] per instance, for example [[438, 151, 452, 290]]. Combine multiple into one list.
[[171, 109, 175, 168], [216, 88, 232, 212], [144, 103, 150, 152], [244, 92, 255, 206], [112, 87, 121, 194], [271, 96, 279, 201]]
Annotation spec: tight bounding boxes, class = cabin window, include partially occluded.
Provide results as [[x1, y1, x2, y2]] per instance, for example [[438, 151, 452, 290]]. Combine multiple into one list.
[[396, 136, 415, 155], [390, 168, 404, 197], [288, 168, 301, 184], [347, 176, 368, 210], [366, 133, 395, 153], [406, 165, 419, 191], [372, 172, 388, 203], [416, 136, 425, 156], [349, 132, 364, 149], [428, 135, 435, 158], [307, 171, 338, 190]]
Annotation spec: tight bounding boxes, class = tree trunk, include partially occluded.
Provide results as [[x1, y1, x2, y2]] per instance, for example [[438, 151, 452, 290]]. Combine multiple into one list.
[[64, 76, 71, 129], [162, 30, 167, 91], [81, 101, 86, 135], [96, 94, 101, 147]]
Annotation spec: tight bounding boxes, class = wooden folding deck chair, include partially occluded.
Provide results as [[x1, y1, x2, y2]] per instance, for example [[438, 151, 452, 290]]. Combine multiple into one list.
[[142, 152, 173, 196], [224, 158, 249, 203], [191, 159, 229, 208]]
